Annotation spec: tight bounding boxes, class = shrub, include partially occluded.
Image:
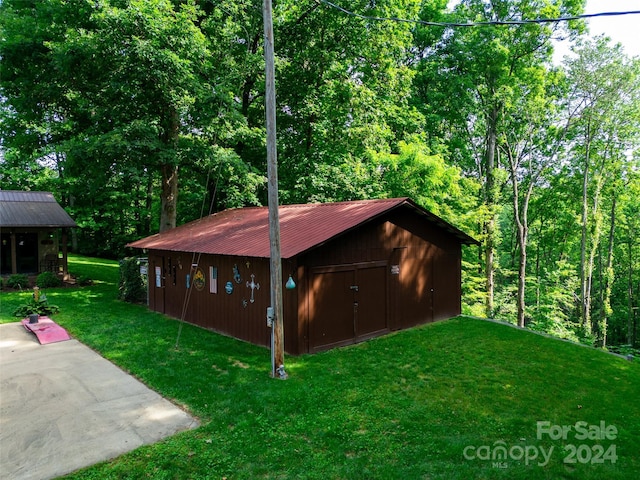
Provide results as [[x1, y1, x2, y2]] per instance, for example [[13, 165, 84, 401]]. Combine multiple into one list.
[[77, 275, 93, 286], [6, 273, 29, 289], [119, 257, 147, 303], [36, 271, 62, 288], [13, 287, 60, 318]]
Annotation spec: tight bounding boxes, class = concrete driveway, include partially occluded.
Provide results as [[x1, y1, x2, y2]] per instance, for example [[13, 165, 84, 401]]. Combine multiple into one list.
[[0, 322, 199, 480]]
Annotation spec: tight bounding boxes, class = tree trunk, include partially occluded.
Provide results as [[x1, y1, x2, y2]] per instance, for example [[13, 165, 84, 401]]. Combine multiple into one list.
[[144, 174, 154, 236], [584, 169, 605, 341], [159, 105, 180, 233], [629, 240, 635, 345], [516, 222, 527, 328], [507, 148, 532, 329], [580, 123, 591, 333], [599, 195, 616, 347], [484, 107, 499, 318], [69, 193, 78, 252], [160, 164, 178, 233]]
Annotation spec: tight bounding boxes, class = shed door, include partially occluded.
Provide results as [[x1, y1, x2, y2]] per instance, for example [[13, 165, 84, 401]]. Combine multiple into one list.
[[309, 268, 355, 351], [9, 233, 38, 274], [309, 262, 387, 352], [355, 263, 388, 340], [151, 256, 166, 314]]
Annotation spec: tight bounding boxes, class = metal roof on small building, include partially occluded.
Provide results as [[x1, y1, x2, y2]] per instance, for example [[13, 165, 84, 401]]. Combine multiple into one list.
[[0, 191, 77, 228], [128, 197, 477, 259]]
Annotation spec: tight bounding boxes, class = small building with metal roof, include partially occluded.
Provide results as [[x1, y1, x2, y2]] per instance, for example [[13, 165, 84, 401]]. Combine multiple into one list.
[[0, 191, 77, 277], [128, 197, 478, 354]]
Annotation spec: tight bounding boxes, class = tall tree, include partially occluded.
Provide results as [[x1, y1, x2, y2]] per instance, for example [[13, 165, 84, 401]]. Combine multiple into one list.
[[619, 174, 640, 346], [500, 68, 566, 327], [272, 0, 425, 203], [413, 0, 585, 318], [563, 37, 640, 336], [0, 0, 252, 244]]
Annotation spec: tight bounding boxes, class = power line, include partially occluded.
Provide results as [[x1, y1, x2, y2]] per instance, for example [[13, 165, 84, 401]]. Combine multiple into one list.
[[319, 0, 640, 28]]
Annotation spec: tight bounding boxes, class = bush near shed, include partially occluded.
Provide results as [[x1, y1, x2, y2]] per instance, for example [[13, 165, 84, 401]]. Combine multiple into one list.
[[119, 257, 147, 303]]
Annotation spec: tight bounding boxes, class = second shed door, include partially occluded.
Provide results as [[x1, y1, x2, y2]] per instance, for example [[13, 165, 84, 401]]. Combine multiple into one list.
[[309, 261, 388, 352]]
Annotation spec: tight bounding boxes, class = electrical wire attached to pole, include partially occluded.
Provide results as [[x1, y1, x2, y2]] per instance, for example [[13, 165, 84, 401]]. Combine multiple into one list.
[[319, 0, 640, 28]]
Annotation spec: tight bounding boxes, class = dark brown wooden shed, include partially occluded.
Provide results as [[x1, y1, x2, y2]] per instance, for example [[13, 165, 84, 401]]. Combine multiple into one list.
[[128, 198, 477, 354]]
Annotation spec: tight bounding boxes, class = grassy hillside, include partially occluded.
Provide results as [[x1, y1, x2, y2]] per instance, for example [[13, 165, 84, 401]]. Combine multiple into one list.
[[1, 255, 638, 479]]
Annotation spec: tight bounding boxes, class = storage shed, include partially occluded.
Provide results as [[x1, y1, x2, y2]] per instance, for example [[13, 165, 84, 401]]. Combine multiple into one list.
[[0, 191, 76, 278], [128, 198, 477, 354]]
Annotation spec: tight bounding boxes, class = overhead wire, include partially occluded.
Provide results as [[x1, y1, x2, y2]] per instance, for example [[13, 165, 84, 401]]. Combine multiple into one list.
[[175, 162, 224, 349], [319, 0, 640, 28]]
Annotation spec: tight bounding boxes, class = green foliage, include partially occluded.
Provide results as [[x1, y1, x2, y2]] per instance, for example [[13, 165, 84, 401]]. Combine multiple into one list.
[[460, 258, 486, 317], [119, 257, 147, 304], [6, 274, 29, 289], [370, 141, 480, 223], [13, 288, 60, 318], [1, 0, 247, 255], [76, 275, 93, 287], [607, 344, 640, 358], [273, 0, 424, 203], [36, 271, 62, 288]]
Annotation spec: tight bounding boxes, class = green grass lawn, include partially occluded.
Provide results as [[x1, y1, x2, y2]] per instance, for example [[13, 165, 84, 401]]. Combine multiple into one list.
[[1, 254, 639, 479]]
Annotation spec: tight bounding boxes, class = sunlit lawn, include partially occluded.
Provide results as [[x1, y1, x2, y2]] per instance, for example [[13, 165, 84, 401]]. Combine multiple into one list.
[[1, 254, 639, 479]]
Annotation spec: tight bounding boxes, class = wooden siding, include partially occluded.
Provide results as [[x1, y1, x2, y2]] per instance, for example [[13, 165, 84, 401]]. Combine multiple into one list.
[[148, 250, 300, 352], [299, 212, 463, 353]]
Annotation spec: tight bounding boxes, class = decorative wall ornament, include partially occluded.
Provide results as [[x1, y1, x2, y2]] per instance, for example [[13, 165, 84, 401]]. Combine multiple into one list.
[[193, 267, 205, 291], [209, 267, 218, 294], [233, 264, 242, 284], [246, 274, 260, 303], [225, 281, 234, 294]]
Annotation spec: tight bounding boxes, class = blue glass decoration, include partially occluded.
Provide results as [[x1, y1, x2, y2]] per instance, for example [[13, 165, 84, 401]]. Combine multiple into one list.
[[225, 281, 234, 294], [285, 275, 296, 290]]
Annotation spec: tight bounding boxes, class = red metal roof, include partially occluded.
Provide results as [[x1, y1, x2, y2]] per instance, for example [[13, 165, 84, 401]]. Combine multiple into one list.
[[127, 198, 477, 258]]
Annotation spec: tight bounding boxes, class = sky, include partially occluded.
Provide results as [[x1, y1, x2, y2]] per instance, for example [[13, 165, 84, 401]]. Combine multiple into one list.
[[583, 0, 640, 55], [446, 0, 640, 61], [559, 0, 640, 59]]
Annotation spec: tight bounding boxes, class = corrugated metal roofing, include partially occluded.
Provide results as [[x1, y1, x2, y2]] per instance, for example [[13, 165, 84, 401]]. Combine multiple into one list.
[[128, 197, 477, 259], [0, 191, 77, 228]]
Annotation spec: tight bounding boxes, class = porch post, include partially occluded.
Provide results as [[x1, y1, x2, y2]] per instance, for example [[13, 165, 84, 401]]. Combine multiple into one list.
[[10, 232, 17, 275], [61, 228, 70, 280]]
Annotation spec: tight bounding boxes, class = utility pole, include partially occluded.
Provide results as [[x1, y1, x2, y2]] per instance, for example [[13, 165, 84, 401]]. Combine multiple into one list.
[[263, 0, 286, 379]]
